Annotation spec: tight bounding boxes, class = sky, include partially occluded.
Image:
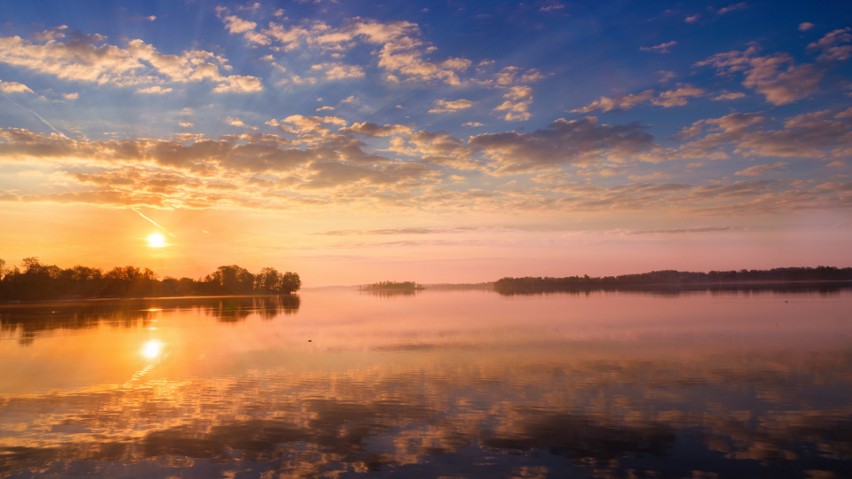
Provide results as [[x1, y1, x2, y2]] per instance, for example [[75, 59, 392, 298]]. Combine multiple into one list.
[[0, 0, 850, 286]]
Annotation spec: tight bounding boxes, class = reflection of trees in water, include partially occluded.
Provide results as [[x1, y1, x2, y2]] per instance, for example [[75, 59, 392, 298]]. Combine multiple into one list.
[[201, 296, 301, 322], [0, 295, 300, 344], [0, 350, 849, 477]]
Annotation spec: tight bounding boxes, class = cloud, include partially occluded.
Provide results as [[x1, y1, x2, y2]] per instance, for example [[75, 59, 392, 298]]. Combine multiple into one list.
[[310, 62, 365, 80], [573, 85, 703, 113], [734, 162, 787, 177], [808, 27, 852, 62], [677, 108, 852, 160], [573, 90, 654, 113], [684, 15, 700, 24], [696, 44, 821, 105], [712, 91, 746, 101], [798, 22, 815, 32], [136, 85, 172, 94], [640, 40, 677, 54], [469, 117, 654, 172], [0, 80, 33, 94], [716, 2, 748, 15], [494, 86, 533, 121], [223, 15, 472, 86], [657, 70, 677, 82], [62, 92, 79, 101], [227, 117, 246, 127], [651, 85, 705, 107], [0, 32, 262, 93], [428, 98, 474, 114]]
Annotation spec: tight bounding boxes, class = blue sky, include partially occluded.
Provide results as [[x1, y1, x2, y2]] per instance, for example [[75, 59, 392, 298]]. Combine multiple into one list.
[[0, 1, 850, 283]]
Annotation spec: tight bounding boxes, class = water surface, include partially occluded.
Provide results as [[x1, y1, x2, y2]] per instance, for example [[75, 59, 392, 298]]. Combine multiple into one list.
[[1, 290, 850, 478]]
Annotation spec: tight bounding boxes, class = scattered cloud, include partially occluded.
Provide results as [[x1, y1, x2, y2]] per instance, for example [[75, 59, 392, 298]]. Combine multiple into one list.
[[310, 62, 366, 80], [428, 98, 474, 114], [62, 92, 79, 101], [494, 86, 533, 121], [677, 108, 852, 161], [798, 22, 815, 32], [712, 91, 746, 101], [696, 44, 821, 105], [716, 3, 748, 15], [808, 27, 852, 62], [470, 117, 654, 173], [657, 70, 677, 83], [136, 85, 173, 95], [0, 32, 263, 94], [651, 85, 705, 107], [640, 40, 677, 54], [227, 117, 246, 127], [684, 15, 700, 24], [573, 85, 703, 113], [0, 80, 33, 94], [735, 162, 787, 177]]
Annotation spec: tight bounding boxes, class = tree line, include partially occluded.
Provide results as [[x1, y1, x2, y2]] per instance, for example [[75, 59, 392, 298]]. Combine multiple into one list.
[[494, 267, 852, 295], [0, 258, 300, 301]]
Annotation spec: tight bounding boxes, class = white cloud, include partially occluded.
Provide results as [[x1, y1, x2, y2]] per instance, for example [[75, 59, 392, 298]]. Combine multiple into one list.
[[0, 33, 262, 94], [799, 22, 815, 32], [0, 80, 33, 94], [136, 85, 172, 94], [428, 98, 474, 114], [310, 62, 365, 80], [684, 15, 700, 24]]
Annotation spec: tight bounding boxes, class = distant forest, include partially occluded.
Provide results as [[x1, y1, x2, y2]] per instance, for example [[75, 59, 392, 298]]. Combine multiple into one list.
[[0, 258, 300, 301], [494, 267, 852, 295], [359, 281, 424, 291]]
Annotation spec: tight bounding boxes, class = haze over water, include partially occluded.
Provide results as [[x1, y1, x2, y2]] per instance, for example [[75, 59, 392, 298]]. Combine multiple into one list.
[[1, 289, 849, 478]]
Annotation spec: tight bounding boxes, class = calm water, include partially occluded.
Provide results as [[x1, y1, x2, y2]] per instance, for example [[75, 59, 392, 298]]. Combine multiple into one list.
[[0, 289, 850, 478]]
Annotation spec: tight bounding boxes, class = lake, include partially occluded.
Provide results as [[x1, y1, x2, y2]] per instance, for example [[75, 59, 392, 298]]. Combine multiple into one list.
[[1, 289, 850, 478]]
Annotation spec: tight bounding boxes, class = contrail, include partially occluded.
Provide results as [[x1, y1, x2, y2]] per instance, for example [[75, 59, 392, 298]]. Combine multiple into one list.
[[1, 92, 70, 138], [29, 110, 69, 139], [131, 207, 177, 237]]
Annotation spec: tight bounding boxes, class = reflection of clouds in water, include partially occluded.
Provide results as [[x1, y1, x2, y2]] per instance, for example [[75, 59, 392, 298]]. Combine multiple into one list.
[[0, 350, 849, 478]]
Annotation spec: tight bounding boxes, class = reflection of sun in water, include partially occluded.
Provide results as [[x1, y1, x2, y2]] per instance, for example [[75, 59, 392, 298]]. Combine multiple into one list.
[[146, 232, 167, 248], [141, 339, 164, 360]]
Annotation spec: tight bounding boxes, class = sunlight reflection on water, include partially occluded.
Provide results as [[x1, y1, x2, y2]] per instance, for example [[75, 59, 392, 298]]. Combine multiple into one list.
[[0, 290, 850, 478]]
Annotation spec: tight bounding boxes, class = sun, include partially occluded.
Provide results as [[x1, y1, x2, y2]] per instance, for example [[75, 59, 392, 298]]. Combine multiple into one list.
[[146, 232, 167, 248], [141, 339, 164, 360]]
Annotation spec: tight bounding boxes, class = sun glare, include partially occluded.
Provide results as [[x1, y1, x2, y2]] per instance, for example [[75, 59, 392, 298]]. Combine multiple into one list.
[[141, 339, 164, 360], [146, 232, 167, 248]]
